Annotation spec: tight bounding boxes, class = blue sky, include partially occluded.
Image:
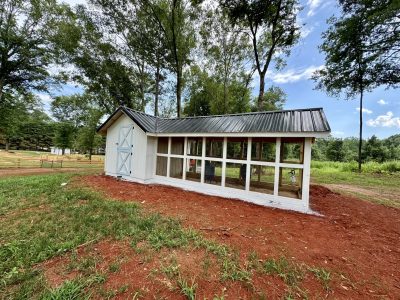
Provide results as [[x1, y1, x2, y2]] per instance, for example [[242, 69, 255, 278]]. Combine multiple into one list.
[[265, 0, 400, 139], [46, 0, 399, 139]]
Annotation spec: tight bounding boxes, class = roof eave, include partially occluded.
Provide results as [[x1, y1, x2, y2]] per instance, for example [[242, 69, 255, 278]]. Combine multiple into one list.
[[96, 106, 151, 135], [146, 131, 331, 138]]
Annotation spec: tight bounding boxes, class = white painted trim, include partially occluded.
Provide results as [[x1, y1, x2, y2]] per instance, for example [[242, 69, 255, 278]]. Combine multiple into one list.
[[185, 154, 202, 159], [154, 137, 158, 177], [301, 138, 312, 207], [221, 137, 227, 187], [274, 137, 281, 196], [248, 161, 276, 167], [183, 137, 187, 180], [279, 163, 304, 169], [201, 137, 206, 183], [245, 137, 251, 191], [147, 175, 312, 214], [155, 154, 274, 167], [166, 137, 171, 178], [225, 158, 247, 163], [147, 132, 330, 138]]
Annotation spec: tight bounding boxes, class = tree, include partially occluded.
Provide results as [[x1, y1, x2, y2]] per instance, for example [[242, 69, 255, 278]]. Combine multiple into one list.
[[88, 0, 170, 116], [363, 135, 388, 163], [183, 67, 212, 116], [67, 6, 143, 113], [221, 0, 300, 110], [50, 93, 85, 153], [54, 122, 75, 155], [51, 94, 88, 127], [20, 110, 55, 150], [200, 7, 252, 114], [0, 0, 75, 103], [326, 138, 345, 162], [183, 65, 251, 116], [313, 0, 400, 172], [384, 134, 400, 160], [51, 93, 105, 156], [0, 93, 39, 150], [252, 85, 286, 111], [142, 0, 198, 117], [75, 109, 103, 160]]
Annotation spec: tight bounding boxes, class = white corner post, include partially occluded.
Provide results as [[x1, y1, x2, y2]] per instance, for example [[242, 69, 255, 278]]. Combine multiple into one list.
[[166, 137, 171, 177], [183, 137, 188, 180], [201, 137, 206, 183], [273, 137, 281, 196], [245, 137, 252, 191], [153, 137, 159, 177], [302, 137, 312, 210], [221, 137, 227, 187]]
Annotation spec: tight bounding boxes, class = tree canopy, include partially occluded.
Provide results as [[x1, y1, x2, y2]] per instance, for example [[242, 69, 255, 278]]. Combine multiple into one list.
[[313, 0, 400, 171], [0, 0, 76, 103]]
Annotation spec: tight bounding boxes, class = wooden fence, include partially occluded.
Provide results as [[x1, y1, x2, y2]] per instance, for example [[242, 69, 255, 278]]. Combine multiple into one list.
[[0, 156, 103, 169]]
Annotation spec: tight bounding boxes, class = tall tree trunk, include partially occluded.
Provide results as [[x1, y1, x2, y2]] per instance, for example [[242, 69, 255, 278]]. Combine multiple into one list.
[[223, 77, 228, 114], [62, 148, 65, 155], [358, 89, 364, 173], [140, 60, 146, 111], [258, 72, 266, 110], [88, 148, 92, 161], [176, 67, 182, 117], [154, 63, 160, 117], [0, 78, 4, 104], [5, 139, 10, 151], [171, 0, 182, 117]]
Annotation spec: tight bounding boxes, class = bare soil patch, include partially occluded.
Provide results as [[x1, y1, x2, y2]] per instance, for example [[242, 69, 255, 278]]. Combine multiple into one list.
[[78, 175, 400, 299], [324, 183, 399, 207]]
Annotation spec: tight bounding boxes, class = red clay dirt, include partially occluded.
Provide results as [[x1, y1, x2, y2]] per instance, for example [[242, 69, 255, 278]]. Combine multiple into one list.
[[79, 175, 400, 299]]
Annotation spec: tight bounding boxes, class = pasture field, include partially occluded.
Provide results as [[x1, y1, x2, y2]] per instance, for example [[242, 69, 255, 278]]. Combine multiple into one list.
[[0, 150, 103, 169]]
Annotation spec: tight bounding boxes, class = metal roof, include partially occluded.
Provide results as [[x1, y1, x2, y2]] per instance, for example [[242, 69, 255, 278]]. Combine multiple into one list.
[[97, 106, 331, 135]]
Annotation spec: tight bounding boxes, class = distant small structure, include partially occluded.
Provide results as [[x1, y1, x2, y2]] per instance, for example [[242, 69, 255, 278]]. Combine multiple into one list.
[[50, 147, 71, 155]]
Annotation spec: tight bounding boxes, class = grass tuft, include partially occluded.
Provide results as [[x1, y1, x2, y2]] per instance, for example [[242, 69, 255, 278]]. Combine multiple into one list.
[[309, 267, 331, 290], [177, 277, 197, 300], [263, 257, 304, 287], [41, 280, 89, 300]]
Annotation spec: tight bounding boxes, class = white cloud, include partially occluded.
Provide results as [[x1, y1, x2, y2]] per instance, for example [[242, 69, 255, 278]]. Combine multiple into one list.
[[307, 0, 322, 17], [367, 112, 400, 128], [356, 107, 373, 114], [377, 99, 388, 105], [267, 65, 324, 84], [300, 26, 314, 38]]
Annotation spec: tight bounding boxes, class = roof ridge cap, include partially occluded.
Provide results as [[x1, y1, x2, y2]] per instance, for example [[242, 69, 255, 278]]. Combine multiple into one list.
[[162, 107, 324, 120]]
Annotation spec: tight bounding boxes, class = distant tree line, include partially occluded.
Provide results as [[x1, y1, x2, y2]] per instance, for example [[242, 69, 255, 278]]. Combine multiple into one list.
[[312, 135, 400, 163], [0, 93, 104, 159], [0, 0, 398, 165]]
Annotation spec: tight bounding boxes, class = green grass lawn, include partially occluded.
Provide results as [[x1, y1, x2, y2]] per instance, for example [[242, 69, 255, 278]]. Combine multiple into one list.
[[311, 162, 400, 208], [0, 173, 202, 298]]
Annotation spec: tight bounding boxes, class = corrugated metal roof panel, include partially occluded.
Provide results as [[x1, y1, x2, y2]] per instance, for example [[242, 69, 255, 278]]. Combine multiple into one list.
[[98, 107, 331, 135]]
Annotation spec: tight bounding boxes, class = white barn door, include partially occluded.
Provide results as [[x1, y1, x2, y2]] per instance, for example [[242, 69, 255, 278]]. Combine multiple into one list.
[[116, 126, 133, 176]]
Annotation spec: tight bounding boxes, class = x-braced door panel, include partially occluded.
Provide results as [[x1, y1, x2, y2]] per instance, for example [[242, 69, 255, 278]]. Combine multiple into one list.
[[117, 126, 133, 176]]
